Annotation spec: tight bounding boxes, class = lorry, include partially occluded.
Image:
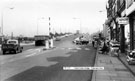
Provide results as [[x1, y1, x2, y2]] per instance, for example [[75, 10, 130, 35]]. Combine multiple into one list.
[[1, 39, 23, 54], [34, 35, 50, 46]]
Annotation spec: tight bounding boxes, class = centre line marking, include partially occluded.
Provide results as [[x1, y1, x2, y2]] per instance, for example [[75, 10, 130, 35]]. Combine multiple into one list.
[[25, 53, 37, 57]]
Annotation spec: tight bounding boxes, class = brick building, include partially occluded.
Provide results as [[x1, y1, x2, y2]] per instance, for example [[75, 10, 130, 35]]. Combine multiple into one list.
[[106, 0, 135, 52]]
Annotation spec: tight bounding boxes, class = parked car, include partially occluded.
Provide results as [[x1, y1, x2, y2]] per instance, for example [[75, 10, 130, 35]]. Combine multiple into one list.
[[65, 34, 68, 37], [72, 37, 81, 44], [127, 50, 135, 65], [1, 39, 23, 54], [73, 37, 89, 45], [80, 37, 89, 45]]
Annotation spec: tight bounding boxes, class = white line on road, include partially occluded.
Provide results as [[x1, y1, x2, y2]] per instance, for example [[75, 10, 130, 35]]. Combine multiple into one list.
[[36, 49, 41, 52], [25, 53, 37, 57], [26, 49, 33, 52], [68, 48, 73, 50], [85, 48, 90, 50], [76, 47, 81, 50]]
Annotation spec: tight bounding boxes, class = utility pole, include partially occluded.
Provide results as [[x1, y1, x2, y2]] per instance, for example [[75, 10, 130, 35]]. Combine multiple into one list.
[[1, 7, 14, 43], [11, 32, 13, 39], [49, 17, 51, 37]]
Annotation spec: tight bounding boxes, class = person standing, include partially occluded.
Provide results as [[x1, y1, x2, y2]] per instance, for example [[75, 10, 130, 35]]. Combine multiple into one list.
[[92, 40, 95, 47]]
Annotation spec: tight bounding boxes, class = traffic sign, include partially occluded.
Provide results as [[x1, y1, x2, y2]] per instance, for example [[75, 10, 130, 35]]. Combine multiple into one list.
[[117, 17, 129, 25]]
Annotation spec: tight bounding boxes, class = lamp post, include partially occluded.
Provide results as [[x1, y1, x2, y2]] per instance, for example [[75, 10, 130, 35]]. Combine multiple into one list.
[[73, 17, 82, 33], [1, 7, 14, 42]]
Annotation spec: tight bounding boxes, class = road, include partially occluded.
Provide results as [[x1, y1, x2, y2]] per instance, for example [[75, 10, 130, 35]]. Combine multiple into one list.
[[0, 35, 97, 81]]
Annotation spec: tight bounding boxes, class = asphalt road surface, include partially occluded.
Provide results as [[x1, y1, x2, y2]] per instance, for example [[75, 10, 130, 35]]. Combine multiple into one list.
[[0, 35, 97, 81]]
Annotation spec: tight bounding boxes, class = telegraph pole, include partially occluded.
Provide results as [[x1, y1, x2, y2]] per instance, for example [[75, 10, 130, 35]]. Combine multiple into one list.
[[49, 17, 51, 37]]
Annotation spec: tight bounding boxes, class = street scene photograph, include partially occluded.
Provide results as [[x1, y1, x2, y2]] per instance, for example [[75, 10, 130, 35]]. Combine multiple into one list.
[[0, 0, 135, 81]]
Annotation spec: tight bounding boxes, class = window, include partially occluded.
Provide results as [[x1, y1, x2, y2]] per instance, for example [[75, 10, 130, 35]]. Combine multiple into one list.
[[127, 0, 134, 8], [8, 41, 17, 44], [134, 19, 135, 49]]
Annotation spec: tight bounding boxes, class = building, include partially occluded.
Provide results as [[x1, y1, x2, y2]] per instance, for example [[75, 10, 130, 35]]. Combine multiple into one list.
[[125, 0, 135, 50], [103, 23, 110, 40], [106, 0, 135, 52], [106, 0, 127, 53]]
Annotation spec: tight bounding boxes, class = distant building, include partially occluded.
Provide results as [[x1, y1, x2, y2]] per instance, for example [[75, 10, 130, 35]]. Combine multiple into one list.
[[76, 30, 80, 34], [103, 23, 110, 40], [106, 0, 135, 51]]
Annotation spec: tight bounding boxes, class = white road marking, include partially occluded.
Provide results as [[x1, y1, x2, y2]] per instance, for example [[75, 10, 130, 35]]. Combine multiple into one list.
[[76, 47, 81, 50], [63, 54, 71, 57], [0, 47, 55, 65], [68, 48, 73, 50], [36, 49, 41, 52], [26, 49, 33, 52], [85, 48, 90, 50], [25, 53, 37, 57]]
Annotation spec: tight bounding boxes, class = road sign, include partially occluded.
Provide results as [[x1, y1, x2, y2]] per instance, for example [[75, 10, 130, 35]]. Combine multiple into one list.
[[117, 17, 129, 25]]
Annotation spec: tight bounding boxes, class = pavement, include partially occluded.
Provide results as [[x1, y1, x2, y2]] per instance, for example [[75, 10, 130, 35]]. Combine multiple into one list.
[[1, 35, 96, 81], [118, 53, 135, 76], [92, 49, 135, 81]]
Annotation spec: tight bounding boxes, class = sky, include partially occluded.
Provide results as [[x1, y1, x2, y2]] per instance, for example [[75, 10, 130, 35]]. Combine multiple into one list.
[[0, 0, 107, 37]]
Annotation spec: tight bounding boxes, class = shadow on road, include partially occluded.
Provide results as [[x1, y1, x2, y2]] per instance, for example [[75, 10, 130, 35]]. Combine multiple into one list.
[[4, 45, 96, 81]]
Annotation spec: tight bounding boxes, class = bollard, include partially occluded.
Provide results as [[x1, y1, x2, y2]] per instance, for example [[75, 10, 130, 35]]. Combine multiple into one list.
[[50, 39, 54, 48], [45, 40, 49, 49]]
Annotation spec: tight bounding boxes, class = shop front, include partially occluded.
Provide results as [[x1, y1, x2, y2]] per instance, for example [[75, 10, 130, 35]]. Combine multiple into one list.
[[126, 0, 135, 50], [133, 16, 135, 49]]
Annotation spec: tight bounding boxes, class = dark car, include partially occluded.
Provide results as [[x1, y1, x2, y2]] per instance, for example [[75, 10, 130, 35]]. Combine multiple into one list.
[[73, 37, 81, 44], [73, 37, 89, 45], [1, 39, 23, 54], [127, 50, 135, 65]]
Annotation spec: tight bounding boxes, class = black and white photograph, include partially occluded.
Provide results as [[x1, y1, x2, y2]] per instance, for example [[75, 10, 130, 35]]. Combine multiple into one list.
[[0, 0, 135, 81]]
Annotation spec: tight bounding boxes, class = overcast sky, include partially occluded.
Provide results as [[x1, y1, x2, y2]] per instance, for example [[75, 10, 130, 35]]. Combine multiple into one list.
[[0, 0, 107, 37]]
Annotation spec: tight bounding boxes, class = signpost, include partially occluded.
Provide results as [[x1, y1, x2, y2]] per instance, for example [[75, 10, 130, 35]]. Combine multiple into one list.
[[117, 17, 129, 25]]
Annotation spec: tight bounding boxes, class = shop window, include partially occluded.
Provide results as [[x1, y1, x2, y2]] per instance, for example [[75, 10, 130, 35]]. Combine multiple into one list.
[[134, 20, 135, 49], [127, 0, 134, 8]]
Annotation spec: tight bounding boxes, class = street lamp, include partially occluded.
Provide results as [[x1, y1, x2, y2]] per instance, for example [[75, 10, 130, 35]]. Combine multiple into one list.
[[73, 17, 82, 33], [1, 7, 14, 42]]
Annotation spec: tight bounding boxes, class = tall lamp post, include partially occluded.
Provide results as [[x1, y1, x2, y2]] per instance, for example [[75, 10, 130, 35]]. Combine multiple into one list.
[[49, 17, 51, 37], [1, 7, 14, 42], [73, 17, 82, 34]]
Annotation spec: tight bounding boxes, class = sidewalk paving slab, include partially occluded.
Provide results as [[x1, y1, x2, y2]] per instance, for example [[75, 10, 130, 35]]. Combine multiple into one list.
[[92, 51, 135, 81], [118, 53, 135, 76]]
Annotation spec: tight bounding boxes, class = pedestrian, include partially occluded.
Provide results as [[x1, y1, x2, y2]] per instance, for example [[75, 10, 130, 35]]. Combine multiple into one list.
[[92, 40, 95, 47], [100, 39, 109, 54]]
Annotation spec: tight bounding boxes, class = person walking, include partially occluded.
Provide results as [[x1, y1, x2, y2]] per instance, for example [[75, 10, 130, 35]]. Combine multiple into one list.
[[100, 39, 109, 54], [92, 40, 95, 47]]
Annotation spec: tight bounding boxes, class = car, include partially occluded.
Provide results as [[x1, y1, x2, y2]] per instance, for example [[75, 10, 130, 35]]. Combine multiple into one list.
[[127, 50, 135, 65], [72, 37, 81, 44], [80, 37, 89, 45], [65, 34, 68, 37], [73, 37, 89, 45], [1, 39, 23, 54]]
